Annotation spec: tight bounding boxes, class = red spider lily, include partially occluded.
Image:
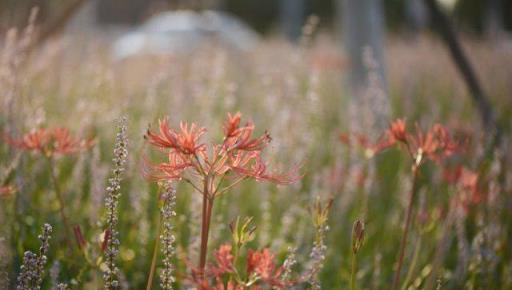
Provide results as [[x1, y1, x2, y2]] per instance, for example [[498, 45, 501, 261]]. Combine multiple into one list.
[[191, 244, 287, 290], [388, 118, 408, 143], [223, 112, 242, 138], [142, 152, 192, 181], [52, 128, 93, 154], [445, 166, 484, 212], [459, 169, 478, 191], [406, 124, 458, 164], [6, 128, 50, 151], [230, 152, 301, 185], [0, 185, 16, 197], [176, 122, 207, 154], [339, 131, 394, 158], [340, 119, 460, 164], [145, 113, 301, 281], [442, 165, 464, 184], [375, 119, 461, 290], [209, 245, 235, 276], [5, 127, 94, 156], [192, 275, 210, 290], [384, 119, 458, 163], [246, 248, 285, 287], [222, 115, 271, 152], [145, 118, 206, 155], [197, 279, 261, 290], [229, 126, 271, 152], [144, 112, 301, 191]]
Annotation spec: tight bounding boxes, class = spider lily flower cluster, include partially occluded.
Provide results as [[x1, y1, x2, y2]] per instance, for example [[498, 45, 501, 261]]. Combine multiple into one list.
[[386, 119, 459, 166], [5, 126, 94, 249], [144, 112, 301, 280], [187, 216, 294, 289], [341, 118, 459, 164], [384, 120, 460, 290], [0, 185, 16, 197], [5, 127, 94, 156], [341, 119, 463, 290], [444, 166, 483, 213], [191, 244, 289, 289], [144, 112, 300, 187]]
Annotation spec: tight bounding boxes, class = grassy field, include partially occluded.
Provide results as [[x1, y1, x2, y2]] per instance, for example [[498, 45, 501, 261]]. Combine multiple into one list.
[[1, 27, 512, 290]]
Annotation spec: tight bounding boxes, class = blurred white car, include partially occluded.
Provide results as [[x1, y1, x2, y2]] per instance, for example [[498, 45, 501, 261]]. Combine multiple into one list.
[[112, 10, 259, 59]]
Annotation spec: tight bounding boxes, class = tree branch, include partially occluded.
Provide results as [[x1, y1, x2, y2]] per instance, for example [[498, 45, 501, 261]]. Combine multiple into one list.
[[423, 0, 501, 146]]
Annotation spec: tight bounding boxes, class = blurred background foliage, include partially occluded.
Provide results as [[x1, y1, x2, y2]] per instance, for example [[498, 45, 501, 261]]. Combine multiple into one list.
[[0, 0, 511, 34]]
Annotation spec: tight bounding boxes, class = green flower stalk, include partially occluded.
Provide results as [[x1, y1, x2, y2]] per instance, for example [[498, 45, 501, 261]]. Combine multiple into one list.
[[103, 117, 128, 290], [16, 223, 52, 290], [282, 247, 297, 283], [159, 184, 177, 290], [302, 197, 333, 290]]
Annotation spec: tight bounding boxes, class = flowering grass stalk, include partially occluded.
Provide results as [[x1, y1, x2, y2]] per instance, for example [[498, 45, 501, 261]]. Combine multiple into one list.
[[159, 184, 177, 290], [17, 251, 38, 290], [32, 224, 53, 287], [302, 197, 332, 289], [103, 117, 128, 290], [145, 183, 177, 290], [16, 223, 52, 290], [281, 247, 297, 284]]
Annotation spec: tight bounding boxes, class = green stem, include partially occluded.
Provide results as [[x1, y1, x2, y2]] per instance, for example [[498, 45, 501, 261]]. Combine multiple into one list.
[[46, 155, 73, 248], [350, 250, 358, 290], [146, 212, 163, 290], [232, 242, 240, 267], [229, 242, 243, 284], [392, 166, 420, 290], [400, 235, 422, 290]]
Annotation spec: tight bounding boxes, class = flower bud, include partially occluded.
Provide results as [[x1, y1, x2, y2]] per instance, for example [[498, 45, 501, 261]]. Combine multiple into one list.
[[352, 219, 365, 254]]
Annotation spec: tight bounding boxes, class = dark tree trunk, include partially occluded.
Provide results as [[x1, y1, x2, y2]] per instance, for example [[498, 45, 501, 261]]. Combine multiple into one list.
[[424, 0, 498, 137], [338, 0, 386, 93], [485, 0, 504, 39], [406, 0, 428, 33], [337, 0, 389, 133]]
